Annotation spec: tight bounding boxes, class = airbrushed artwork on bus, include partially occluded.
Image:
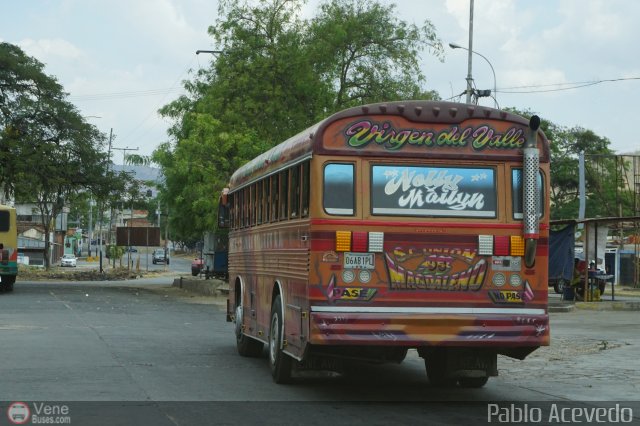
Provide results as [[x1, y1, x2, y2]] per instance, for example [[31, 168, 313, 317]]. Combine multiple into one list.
[[384, 246, 487, 292], [343, 120, 527, 151]]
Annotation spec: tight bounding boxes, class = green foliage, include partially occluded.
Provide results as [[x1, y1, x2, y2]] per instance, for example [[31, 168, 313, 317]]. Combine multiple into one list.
[[505, 107, 632, 220], [0, 42, 125, 268], [156, 0, 443, 243], [308, 0, 443, 108]]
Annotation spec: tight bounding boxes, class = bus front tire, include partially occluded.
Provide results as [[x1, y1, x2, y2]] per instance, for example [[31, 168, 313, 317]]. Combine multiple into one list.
[[1, 276, 15, 292], [269, 295, 292, 384], [235, 305, 263, 357]]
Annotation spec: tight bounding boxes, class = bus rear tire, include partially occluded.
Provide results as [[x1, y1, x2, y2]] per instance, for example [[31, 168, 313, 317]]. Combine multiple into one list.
[[235, 305, 264, 357], [269, 295, 292, 384], [424, 350, 456, 387]]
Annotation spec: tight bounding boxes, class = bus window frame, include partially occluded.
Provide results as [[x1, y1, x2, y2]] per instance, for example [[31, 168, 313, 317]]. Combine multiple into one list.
[[279, 169, 289, 221], [301, 161, 310, 218], [271, 175, 279, 222], [290, 164, 300, 219], [323, 162, 356, 216]]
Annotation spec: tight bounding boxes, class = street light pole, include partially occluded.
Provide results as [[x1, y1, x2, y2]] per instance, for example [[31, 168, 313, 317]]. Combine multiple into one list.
[[449, 42, 498, 108], [196, 50, 223, 56]]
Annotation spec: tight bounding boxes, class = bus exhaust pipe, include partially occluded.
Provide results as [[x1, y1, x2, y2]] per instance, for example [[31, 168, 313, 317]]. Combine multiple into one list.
[[523, 115, 541, 268]]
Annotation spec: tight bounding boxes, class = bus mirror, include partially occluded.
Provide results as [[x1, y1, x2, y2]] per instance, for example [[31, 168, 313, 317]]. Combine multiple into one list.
[[221, 188, 229, 206]]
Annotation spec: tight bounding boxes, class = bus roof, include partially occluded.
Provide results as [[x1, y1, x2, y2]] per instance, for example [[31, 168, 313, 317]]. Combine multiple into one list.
[[228, 101, 549, 190]]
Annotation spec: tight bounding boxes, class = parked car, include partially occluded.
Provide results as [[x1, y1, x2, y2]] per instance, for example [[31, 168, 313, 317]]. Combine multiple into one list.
[[60, 254, 77, 267], [191, 258, 204, 276], [126, 246, 138, 253], [152, 249, 169, 265]]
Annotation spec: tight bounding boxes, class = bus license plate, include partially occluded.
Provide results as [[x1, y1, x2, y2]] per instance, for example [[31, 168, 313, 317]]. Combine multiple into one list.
[[344, 253, 375, 269]]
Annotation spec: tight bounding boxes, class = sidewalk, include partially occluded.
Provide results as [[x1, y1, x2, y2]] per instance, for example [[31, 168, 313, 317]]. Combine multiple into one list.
[[549, 286, 640, 312]]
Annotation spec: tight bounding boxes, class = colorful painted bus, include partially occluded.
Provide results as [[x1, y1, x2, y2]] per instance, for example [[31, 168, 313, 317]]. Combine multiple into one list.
[[0, 204, 18, 292], [219, 101, 550, 386]]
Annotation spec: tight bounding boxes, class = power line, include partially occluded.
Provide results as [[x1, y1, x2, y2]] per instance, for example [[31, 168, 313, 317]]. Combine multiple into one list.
[[496, 77, 640, 94], [115, 57, 197, 148]]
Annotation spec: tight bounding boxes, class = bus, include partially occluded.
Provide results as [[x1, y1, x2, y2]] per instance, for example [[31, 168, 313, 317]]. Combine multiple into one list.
[[219, 100, 550, 386], [0, 204, 18, 292]]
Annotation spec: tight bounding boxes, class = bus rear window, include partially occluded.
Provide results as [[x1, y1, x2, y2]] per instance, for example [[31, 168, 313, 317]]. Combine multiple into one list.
[[323, 163, 354, 215], [371, 165, 497, 218], [512, 169, 544, 219]]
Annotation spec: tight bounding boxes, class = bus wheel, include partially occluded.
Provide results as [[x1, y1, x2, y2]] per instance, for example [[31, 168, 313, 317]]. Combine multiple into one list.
[[269, 295, 292, 384], [1, 276, 15, 292], [458, 377, 489, 388], [424, 351, 456, 387], [235, 305, 263, 357]]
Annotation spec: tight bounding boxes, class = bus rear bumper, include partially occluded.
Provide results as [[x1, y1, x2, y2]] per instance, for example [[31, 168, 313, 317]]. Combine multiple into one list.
[[309, 308, 549, 348]]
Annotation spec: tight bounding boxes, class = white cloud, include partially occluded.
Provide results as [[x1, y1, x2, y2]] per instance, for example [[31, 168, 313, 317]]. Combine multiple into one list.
[[19, 38, 84, 61]]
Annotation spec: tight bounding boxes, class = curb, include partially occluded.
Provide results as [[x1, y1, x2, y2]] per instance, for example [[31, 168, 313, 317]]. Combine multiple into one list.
[[550, 301, 640, 312], [574, 301, 640, 311], [172, 276, 228, 297], [549, 303, 575, 313]]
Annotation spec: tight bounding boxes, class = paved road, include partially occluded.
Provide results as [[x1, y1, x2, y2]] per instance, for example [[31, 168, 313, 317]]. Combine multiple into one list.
[[1, 281, 639, 425]]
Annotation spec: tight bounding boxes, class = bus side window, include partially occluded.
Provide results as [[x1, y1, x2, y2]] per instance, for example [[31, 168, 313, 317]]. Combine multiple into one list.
[[280, 169, 289, 220], [301, 161, 310, 217], [251, 183, 258, 226], [271, 175, 279, 222], [234, 192, 239, 230], [263, 178, 270, 223], [0, 211, 9, 232], [243, 187, 249, 228], [290, 165, 300, 218], [256, 182, 262, 225], [324, 163, 355, 215]]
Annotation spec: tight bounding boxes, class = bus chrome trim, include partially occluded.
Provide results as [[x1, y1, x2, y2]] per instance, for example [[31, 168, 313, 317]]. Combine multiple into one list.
[[310, 306, 546, 315], [372, 208, 496, 217]]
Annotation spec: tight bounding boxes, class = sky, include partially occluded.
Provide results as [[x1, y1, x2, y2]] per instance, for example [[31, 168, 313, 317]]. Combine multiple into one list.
[[2, 0, 639, 158]]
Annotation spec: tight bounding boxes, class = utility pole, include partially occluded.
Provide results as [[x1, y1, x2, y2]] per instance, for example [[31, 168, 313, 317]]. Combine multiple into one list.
[[111, 146, 139, 170], [99, 128, 113, 273], [465, 0, 475, 104]]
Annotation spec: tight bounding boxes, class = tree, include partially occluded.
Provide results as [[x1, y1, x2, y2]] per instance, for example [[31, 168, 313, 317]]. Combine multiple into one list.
[[0, 42, 124, 268], [307, 0, 443, 109], [152, 113, 263, 246], [155, 0, 443, 243], [505, 107, 631, 220]]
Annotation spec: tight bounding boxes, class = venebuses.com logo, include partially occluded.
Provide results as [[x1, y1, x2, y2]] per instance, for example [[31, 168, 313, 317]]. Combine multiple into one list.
[[6, 401, 71, 424], [7, 402, 30, 425]]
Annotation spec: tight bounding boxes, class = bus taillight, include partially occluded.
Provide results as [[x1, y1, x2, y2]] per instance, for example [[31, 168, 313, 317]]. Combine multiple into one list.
[[478, 235, 526, 257], [335, 231, 385, 253], [352, 232, 368, 252]]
